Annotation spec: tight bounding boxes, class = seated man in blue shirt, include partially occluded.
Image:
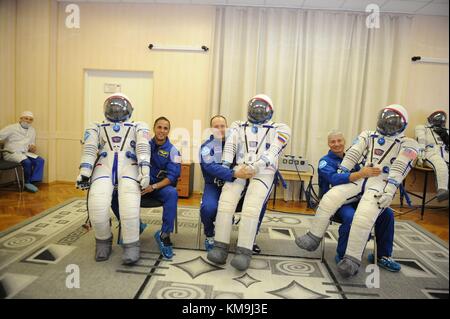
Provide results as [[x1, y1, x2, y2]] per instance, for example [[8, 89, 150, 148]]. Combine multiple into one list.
[[317, 130, 400, 271], [200, 115, 266, 252], [141, 117, 181, 259]]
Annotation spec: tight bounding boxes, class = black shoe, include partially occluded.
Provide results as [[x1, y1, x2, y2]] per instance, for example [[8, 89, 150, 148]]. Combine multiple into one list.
[[160, 233, 173, 246], [252, 243, 261, 254]]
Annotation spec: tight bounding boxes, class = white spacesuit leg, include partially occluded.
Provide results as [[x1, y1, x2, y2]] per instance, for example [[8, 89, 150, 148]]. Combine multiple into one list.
[[207, 178, 246, 265], [425, 149, 449, 192], [295, 180, 363, 252], [215, 178, 247, 244], [118, 179, 141, 244], [310, 181, 363, 238], [344, 188, 383, 261], [337, 178, 385, 278], [237, 174, 274, 250], [117, 163, 142, 264], [230, 173, 274, 271], [88, 168, 114, 241]]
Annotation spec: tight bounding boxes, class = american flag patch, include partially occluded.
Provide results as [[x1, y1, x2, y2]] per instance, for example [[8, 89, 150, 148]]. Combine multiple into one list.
[[403, 148, 417, 160], [142, 130, 150, 140]]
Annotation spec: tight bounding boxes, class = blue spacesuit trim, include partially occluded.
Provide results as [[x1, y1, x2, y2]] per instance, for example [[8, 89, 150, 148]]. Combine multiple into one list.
[[126, 151, 137, 161], [80, 163, 93, 169], [112, 152, 118, 186], [100, 123, 111, 127], [139, 161, 150, 167], [361, 178, 368, 193], [275, 170, 287, 189], [222, 161, 232, 168], [401, 161, 412, 176], [338, 165, 350, 173], [387, 178, 399, 187]]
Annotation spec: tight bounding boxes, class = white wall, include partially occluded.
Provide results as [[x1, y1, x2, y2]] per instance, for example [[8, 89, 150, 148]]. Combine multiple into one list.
[[0, 0, 448, 193]]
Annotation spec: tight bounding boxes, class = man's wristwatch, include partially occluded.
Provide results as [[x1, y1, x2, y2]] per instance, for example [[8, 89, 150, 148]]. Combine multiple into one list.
[[151, 183, 158, 190]]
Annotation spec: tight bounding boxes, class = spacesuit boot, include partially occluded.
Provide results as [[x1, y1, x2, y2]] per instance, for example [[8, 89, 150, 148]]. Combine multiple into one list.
[[230, 246, 253, 271], [95, 236, 113, 262], [436, 189, 449, 202], [122, 241, 140, 265], [337, 255, 361, 278], [295, 231, 322, 252], [207, 241, 229, 265]]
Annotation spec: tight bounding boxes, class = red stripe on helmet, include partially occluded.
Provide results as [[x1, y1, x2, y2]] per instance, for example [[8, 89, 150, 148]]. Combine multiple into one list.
[[384, 107, 407, 124]]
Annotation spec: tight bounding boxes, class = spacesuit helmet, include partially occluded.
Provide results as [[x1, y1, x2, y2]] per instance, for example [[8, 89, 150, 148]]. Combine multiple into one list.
[[427, 110, 447, 127], [247, 94, 274, 124], [376, 104, 408, 136], [103, 93, 133, 122]]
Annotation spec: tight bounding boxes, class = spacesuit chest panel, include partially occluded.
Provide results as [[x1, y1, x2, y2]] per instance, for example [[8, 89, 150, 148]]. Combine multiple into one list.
[[367, 134, 401, 174], [99, 123, 137, 153], [426, 127, 444, 146], [242, 123, 272, 164]]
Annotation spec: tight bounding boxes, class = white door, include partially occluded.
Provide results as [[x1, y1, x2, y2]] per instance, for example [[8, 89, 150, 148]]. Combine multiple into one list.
[[84, 70, 153, 126]]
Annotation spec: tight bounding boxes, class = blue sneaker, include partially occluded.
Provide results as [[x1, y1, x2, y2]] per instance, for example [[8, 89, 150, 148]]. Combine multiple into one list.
[[335, 254, 343, 264], [368, 254, 401, 272], [154, 231, 173, 259], [205, 237, 214, 252], [24, 183, 38, 193]]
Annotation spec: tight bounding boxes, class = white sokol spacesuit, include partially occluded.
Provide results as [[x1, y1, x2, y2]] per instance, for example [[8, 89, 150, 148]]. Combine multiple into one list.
[[415, 110, 449, 202], [76, 94, 151, 265], [207, 94, 291, 271], [296, 105, 419, 278]]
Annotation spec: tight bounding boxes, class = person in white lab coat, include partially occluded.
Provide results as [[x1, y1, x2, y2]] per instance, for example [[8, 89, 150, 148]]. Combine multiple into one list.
[[0, 111, 44, 192]]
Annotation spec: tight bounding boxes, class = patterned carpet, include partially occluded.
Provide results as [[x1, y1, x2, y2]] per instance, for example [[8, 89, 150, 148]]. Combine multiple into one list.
[[0, 198, 448, 299]]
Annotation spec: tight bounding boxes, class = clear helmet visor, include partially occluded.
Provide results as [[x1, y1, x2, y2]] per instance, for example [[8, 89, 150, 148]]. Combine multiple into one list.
[[376, 108, 406, 136], [248, 98, 273, 124], [103, 96, 133, 122]]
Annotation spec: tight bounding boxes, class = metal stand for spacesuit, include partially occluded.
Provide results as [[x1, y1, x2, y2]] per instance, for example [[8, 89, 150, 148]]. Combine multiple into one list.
[[271, 170, 313, 209]]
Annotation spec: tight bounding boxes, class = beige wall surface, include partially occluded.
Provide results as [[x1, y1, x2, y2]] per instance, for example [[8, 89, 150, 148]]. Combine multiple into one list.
[[0, 0, 448, 193]]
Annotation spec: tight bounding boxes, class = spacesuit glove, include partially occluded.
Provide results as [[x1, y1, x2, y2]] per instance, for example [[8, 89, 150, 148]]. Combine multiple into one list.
[[375, 183, 397, 209], [416, 148, 425, 167], [138, 166, 150, 189], [76, 168, 92, 190]]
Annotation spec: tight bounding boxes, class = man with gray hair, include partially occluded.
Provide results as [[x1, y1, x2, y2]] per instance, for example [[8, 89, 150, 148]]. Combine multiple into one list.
[[0, 111, 44, 192], [301, 129, 400, 272]]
